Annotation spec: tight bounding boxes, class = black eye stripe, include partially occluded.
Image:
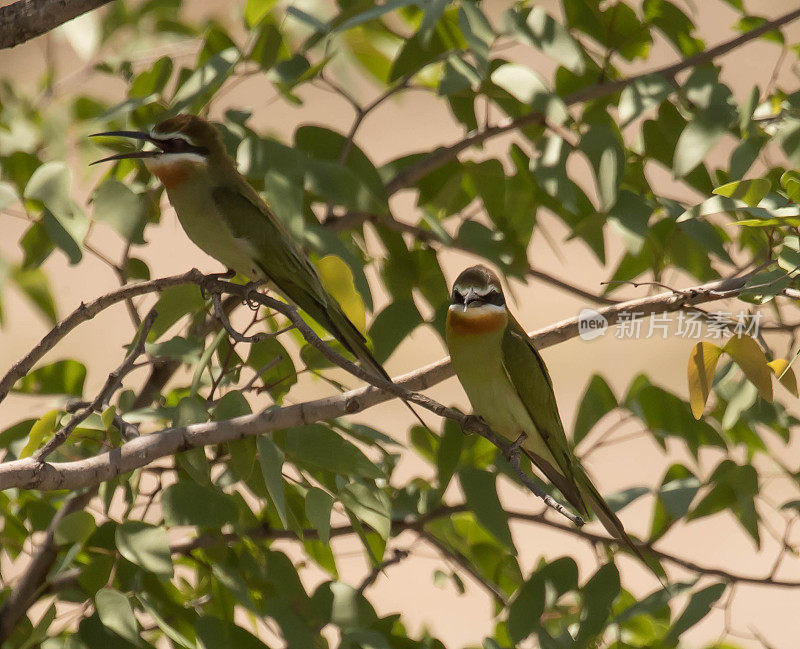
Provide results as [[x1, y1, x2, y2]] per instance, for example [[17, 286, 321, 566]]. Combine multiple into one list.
[[484, 291, 505, 306], [153, 136, 209, 156], [452, 289, 465, 305]]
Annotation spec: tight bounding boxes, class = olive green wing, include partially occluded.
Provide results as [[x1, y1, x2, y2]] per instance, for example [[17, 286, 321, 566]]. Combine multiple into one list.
[[210, 185, 387, 378], [501, 316, 655, 571], [500, 316, 577, 480]]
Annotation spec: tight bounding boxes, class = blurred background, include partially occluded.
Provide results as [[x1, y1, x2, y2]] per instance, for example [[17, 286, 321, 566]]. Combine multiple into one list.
[[1, 0, 800, 646]]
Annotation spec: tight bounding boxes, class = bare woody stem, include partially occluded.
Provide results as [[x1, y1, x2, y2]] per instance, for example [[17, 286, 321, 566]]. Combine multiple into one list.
[[0, 488, 96, 643], [45, 503, 800, 595], [32, 308, 157, 461], [0, 0, 115, 49], [384, 7, 800, 195], [0, 266, 773, 493]]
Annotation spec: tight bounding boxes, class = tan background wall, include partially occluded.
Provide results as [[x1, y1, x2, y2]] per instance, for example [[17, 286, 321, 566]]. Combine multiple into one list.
[[1, 0, 799, 646]]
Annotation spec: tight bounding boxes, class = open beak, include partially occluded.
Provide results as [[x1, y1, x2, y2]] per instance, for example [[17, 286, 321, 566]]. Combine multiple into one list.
[[89, 130, 161, 166], [462, 288, 479, 311]]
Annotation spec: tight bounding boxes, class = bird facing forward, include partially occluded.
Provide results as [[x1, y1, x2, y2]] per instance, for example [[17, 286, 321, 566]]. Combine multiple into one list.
[[91, 114, 389, 381], [445, 264, 651, 565]]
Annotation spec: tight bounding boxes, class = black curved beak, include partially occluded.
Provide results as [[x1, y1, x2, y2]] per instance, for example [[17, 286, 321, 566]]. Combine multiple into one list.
[[89, 130, 160, 166]]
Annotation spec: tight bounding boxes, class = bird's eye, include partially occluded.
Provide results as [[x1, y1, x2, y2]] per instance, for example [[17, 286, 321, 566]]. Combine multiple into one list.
[[168, 138, 188, 151], [485, 290, 505, 306], [452, 289, 465, 305]]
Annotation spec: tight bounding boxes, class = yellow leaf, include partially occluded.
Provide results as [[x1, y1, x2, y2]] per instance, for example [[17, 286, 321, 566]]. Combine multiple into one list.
[[20, 409, 60, 458], [688, 342, 723, 419], [767, 359, 799, 397], [316, 255, 367, 335], [723, 335, 773, 402]]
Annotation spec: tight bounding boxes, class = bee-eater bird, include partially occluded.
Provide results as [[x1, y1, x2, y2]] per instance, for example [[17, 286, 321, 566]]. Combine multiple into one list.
[[446, 265, 651, 565], [90, 114, 389, 383]]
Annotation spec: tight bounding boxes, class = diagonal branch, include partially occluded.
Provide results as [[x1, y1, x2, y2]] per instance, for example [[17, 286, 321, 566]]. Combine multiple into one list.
[[46, 503, 800, 595], [0, 0, 114, 50], [0, 488, 96, 644], [0, 269, 204, 405], [385, 7, 800, 195], [0, 267, 771, 493], [32, 308, 157, 461]]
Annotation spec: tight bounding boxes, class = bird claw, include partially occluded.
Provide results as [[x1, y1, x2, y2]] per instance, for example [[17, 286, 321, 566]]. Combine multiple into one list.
[[244, 290, 263, 311], [200, 269, 236, 299], [461, 414, 487, 433]]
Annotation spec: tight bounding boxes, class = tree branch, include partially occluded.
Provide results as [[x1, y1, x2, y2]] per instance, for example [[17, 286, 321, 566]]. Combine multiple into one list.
[[0, 267, 768, 493], [46, 502, 800, 596], [0, 488, 96, 644], [385, 7, 800, 195], [0, 269, 204, 405], [0, 0, 115, 50], [32, 308, 156, 461]]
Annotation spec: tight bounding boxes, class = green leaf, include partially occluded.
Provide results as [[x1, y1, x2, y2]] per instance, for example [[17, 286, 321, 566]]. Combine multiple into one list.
[[573, 374, 617, 445], [115, 521, 173, 577], [94, 588, 139, 644], [581, 121, 624, 211], [340, 482, 392, 540], [335, 0, 416, 33], [14, 360, 86, 397], [24, 162, 87, 264], [650, 464, 699, 541], [306, 487, 334, 544], [673, 113, 726, 177], [575, 563, 620, 646], [490, 63, 568, 124], [92, 179, 146, 244], [149, 285, 205, 341], [245, 336, 296, 402], [507, 570, 544, 642], [618, 73, 673, 125], [20, 220, 55, 269], [145, 336, 203, 364], [197, 617, 272, 649], [161, 481, 238, 528], [171, 48, 239, 113], [514, 6, 584, 74], [605, 486, 649, 512], [688, 459, 760, 545], [258, 435, 288, 527], [24, 161, 71, 217], [0, 181, 19, 209], [664, 583, 726, 644], [245, 0, 278, 27], [19, 408, 61, 458], [436, 420, 463, 492], [11, 266, 57, 324], [285, 424, 384, 479], [55, 511, 96, 545], [459, 468, 514, 550], [712, 178, 771, 207]]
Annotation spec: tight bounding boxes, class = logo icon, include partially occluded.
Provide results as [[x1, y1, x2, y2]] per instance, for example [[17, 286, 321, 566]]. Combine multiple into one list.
[[578, 308, 608, 341]]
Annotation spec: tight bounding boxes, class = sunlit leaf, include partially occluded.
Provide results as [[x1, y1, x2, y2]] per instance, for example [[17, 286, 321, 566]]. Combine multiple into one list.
[[687, 342, 722, 418]]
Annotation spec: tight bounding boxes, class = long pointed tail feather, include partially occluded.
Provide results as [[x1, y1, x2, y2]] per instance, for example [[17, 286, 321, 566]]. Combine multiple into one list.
[[524, 449, 668, 590], [304, 299, 432, 432]]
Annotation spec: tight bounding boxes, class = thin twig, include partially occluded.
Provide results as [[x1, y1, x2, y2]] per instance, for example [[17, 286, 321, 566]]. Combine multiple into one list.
[[385, 8, 800, 195], [0, 488, 96, 644], [357, 548, 410, 594], [0, 268, 777, 493], [32, 309, 157, 461]]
